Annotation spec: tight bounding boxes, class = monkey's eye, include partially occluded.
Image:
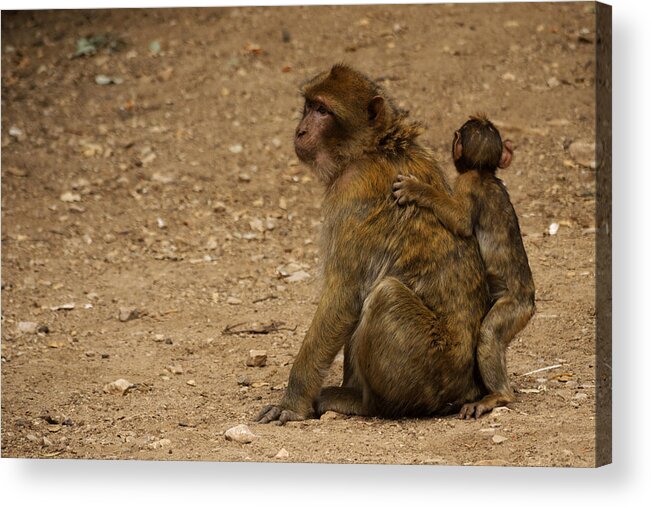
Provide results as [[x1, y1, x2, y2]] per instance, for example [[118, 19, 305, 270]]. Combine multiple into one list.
[[316, 104, 330, 115]]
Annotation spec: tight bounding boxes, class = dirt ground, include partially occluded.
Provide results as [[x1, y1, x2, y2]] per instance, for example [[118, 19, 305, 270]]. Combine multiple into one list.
[[1, 3, 600, 466]]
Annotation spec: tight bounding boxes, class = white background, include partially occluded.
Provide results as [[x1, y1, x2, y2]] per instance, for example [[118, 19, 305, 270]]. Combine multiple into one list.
[[1, 0, 649, 505]]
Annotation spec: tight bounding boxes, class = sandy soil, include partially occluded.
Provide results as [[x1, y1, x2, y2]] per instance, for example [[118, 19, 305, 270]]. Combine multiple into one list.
[[2, 3, 600, 466]]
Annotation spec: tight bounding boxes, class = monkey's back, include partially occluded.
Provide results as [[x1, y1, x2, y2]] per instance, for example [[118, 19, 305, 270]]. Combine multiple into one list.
[[475, 175, 535, 302], [323, 154, 490, 412]]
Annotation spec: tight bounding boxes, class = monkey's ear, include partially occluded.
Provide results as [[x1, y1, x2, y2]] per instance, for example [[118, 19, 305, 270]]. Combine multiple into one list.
[[499, 139, 514, 169], [452, 131, 463, 161], [368, 95, 387, 124]]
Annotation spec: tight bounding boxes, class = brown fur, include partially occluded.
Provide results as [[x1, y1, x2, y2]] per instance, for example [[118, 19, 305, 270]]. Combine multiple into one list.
[[393, 117, 535, 418], [256, 65, 490, 425]]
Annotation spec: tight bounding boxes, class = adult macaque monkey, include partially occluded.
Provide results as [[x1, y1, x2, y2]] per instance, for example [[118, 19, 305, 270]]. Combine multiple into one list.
[[257, 65, 490, 424]]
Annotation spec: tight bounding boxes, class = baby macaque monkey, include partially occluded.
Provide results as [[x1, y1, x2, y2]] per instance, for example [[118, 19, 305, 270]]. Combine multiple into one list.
[[393, 114, 535, 418]]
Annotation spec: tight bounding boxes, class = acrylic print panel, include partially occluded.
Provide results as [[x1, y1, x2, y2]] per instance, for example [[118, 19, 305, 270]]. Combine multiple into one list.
[[1, 2, 611, 467]]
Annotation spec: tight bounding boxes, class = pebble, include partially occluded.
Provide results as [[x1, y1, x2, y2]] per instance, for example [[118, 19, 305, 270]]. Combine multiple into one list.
[[167, 364, 184, 375], [573, 392, 588, 401], [229, 144, 243, 154], [103, 378, 135, 395], [238, 173, 251, 182], [186, 380, 196, 386], [546, 76, 561, 88], [224, 424, 257, 444], [246, 350, 267, 367], [151, 172, 175, 184], [227, 296, 242, 305], [549, 222, 560, 236], [60, 192, 82, 203], [568, 140, 596, 169], [492, 434, 508, 444], [9, 126, 26, 141], [118, 306, 140, 322], [85, 350, 96, 357], [17, 321, 39, 334], [148, 438, 172, 450], [237, 376, 251, 386], [249, 218, 264, 232], [501, 72, 516, 81], [320, 411, 344, 421], [95, 74, 123, 85], [6, 166, 28, 177], [213, 201, 227, 213], [274, 447, 290, 459], [285, 270, 311, 283], [50, 303, 75, 311], [279, 197, 288, 210], [478, 428, 496, 439]]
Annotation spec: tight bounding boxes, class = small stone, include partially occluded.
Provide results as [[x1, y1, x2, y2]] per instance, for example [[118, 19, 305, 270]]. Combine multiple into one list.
[[237, 376, 251, 386], [227, 296, 242, 305], [492, 434, 508, 444], [285, 270, 310, 283], [42, 436, 54, 446], [85, 350, 96, 357], [6, 166, 28, 177], [103, 378, 135, 395], [546, 76, 561, 88], [60, 192, 82, 203], [167, 364, 184, 375], [573, 392, 588, 401], [224, 424, 256, 444], [246, 349, 267, 367], [249, 218, 264, 232], [95, 74, 123, 85], [148, 438, 171, 449], [229, 144, 243, 154], [26, 434, 39, 443], [490, 407, 512, 418], [320, 411, 344, 421], [9, 126, 26, 141], [274, 447, 289, 459], [151, 172, 175, 184], [549, 222, 560, 236], [501, 72, 516, 81], [186, 379, 196, 386], [149, 40, 161, 53], [568, 140, 596, 169], [265, 218, 277, 231], [213, 201, 227, 213], [50, 303, 75, 311], [17, 321, 39, 334], [279, 197, 288, 210], [478, 428, 496, 438], [238, 173, 251, 182], [118, 306, 140, 322]]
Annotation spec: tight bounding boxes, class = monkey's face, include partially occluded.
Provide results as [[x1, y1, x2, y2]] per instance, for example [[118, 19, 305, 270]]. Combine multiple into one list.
[[294, 98, 348, 183]]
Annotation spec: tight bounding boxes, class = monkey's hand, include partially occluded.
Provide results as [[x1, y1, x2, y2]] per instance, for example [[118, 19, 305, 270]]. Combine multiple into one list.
[[392, 174, 425, 206], [255, 404, 309, 425]]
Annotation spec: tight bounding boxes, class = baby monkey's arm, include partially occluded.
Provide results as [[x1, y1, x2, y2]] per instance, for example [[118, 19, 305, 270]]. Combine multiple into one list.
[[393, 174, 478, 238]]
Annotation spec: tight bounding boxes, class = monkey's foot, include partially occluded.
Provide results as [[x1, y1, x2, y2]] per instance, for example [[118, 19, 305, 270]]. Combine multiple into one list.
[[459, 392, 514, 419], [459, 401, 493, 420], [255, 404, 306, 425]]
